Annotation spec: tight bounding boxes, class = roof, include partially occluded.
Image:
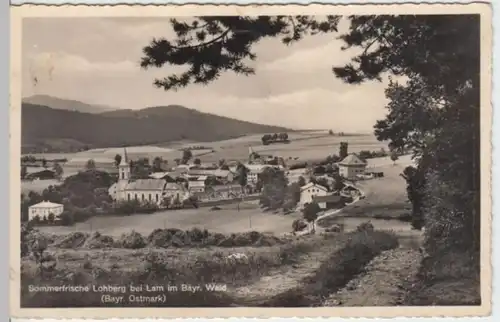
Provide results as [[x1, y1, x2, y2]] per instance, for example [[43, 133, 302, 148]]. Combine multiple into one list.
[[165, 182, 185, 190], [210, 184, 242, 192], [338, 154, 367, 166], [300, 182, 328, 192], [189, 181, 206, 187], [125, 179, 166, 191], [29, 201, 63, 208], [26, 167, 55, 175], [312, 195, 343, 203], [119, 147, 129, 167], [149, 172, 173, 179]]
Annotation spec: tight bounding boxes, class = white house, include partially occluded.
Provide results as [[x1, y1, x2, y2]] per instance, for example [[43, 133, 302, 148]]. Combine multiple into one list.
[[28, 201, 64, 221], [338, 154, 367, 180], [299, 182, 328, 208], [188, 179, 206, 193]]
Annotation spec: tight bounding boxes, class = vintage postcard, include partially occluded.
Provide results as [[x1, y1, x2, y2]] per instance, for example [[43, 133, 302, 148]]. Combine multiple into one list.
[[10, 2, 492, 319]]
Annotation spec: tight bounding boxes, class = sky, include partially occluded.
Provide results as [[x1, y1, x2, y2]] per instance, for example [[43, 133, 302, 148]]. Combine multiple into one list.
[[22, 17, 391, 132]]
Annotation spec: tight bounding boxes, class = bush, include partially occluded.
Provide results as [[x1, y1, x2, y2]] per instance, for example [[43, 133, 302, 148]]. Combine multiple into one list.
[[119, 231, 147, 249], [83, 232, 115, 249], [356, 221, 374, 232], [52, 232, 89, 249], [292, 219, 307, 232]]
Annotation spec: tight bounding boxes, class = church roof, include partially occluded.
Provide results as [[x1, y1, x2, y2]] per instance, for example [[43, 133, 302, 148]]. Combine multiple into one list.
[[124, 179, 166, 191], [338, 154, 367, 166], [119, 148, 129, 167]]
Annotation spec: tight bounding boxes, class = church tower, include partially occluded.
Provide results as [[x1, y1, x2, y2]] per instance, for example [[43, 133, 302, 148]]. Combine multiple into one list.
[[119, 147, 131, 181]]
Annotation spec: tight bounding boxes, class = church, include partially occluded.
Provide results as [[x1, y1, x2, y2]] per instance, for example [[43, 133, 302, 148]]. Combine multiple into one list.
[[108, 148, 189, 206]]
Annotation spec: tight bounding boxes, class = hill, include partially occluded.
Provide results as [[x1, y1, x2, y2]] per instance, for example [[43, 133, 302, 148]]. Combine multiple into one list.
[[22, 95, 118, 114], [21, 103, 290, 153]]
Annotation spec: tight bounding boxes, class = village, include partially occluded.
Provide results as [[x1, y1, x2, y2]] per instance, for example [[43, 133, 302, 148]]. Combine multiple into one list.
[[21, 139, 392, 227]]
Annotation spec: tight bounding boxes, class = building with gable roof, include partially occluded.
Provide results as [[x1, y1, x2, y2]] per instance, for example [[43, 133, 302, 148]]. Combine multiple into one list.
[[108, 148, 189, 206], [28, 201, 64, 221], [299, 182, 328, 208], [338, 153, 367, 180]]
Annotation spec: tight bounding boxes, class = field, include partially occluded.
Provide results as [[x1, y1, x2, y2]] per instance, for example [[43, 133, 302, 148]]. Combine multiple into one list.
[[39, 202, 302, 237]]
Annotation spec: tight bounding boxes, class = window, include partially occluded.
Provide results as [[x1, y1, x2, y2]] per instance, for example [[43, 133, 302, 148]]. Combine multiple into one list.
[[135, 194, 138, 201], [142, 194, 145, 201], [127, 193, 130, 201], [156, 194, 159, 202], [149, 194, 152, 201], [121, 171, 124, 180]]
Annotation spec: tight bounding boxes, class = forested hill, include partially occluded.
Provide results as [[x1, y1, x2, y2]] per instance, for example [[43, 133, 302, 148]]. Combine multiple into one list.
[[21, 103, 290, 153]]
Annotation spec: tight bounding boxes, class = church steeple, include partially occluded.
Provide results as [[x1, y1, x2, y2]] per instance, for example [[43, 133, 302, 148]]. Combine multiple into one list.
[[119, 147, 130, 181]]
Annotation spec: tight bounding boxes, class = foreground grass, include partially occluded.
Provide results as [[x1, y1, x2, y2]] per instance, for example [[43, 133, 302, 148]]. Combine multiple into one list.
[[21, 233, 329, 307], [248, 230, 400, 307], [22, 227, 400, 307], [403, 250, 480, 306]]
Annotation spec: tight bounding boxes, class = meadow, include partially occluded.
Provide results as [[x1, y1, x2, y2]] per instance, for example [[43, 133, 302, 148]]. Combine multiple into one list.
[[39, 202, 302, 237]]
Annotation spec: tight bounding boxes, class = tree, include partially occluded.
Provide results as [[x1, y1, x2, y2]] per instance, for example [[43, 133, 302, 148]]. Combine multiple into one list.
[[152, 156, 164, 172], [259, 167, 288, 211], [114, 154, 122, 167], [41, 159, 47, 168], [302, 202, 321, 233], [283, 182, 301, 213], [193, 158, 201, 166], [261, 134, 271, 145], [32, 215, 41, 224], [174, 158, 181, 166], [400, 165, 426, 230], [297, 176, 306, 187], [47, 212, 55, 223], [140, 16, 340, 91], [339, 142, 348, 160], [390, 150, 399, 165], [21, 165, 27, 180], [85, 159, 96, 170], [328, 129, 334, 135], [53, 162, 64, 180], [182, 149, 193, 164]]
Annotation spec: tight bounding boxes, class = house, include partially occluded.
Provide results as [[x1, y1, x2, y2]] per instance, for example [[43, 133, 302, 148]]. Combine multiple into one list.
[[188, 176, 207, 193], [206, 184, 243, 200], [299, 182, 328, 208], [338, 154, 367, 180], [241, 164, 285, 186], [187, 169, 235, 183], [149, 172, 176, 182], [28, 201, 64, 221], [312, 194, 345, 210], [108, 148, 189, 206]]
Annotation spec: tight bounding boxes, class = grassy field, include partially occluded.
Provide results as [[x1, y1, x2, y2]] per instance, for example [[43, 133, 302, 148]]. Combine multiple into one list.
[[23, 131, 386, 170], [39, 202, 301, 237]]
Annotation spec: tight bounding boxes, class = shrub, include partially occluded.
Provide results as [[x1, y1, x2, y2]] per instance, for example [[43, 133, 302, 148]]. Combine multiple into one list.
[[52, 232, 89, 249], [292, 219, 307, 232], [119, 231, 147, 249], [356, 221, 374, 232]]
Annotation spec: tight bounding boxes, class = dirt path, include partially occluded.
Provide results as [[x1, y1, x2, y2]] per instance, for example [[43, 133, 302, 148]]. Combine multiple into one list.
[[323, 247, 422, 306], [229, 240, 347, 305]]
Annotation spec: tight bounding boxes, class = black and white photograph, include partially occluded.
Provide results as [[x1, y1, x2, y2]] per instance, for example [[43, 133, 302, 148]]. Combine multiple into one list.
[[11, 3, 492, 318]]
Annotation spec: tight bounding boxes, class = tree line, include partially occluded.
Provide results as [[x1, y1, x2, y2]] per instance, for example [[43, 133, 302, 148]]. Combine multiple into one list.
[[261, 133, 289, 145]]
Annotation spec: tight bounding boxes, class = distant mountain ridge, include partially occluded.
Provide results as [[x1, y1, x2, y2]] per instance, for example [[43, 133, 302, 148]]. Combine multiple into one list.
[[22, 99, 291, 153], [22, 95, 118, 114]]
